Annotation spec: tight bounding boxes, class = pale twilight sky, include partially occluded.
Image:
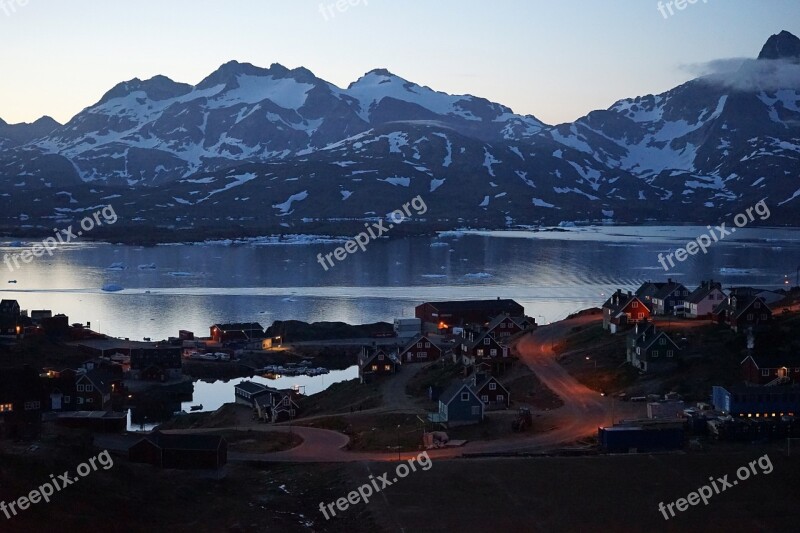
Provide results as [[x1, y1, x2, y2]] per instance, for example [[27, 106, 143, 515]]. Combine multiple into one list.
[[1, 0, 798, 126]]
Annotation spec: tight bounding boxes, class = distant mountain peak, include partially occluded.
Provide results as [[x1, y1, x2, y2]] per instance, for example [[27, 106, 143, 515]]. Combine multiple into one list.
[[98, 75, 191, 105], [758, 30, 800, 61]]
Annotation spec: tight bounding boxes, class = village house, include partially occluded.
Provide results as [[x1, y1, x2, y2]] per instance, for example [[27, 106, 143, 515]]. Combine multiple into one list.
[[713, 294, 773, 333], [455, 330, 512, 374], [235, 381, 300, 422], [129, 432, 228, 470], [42, 369, 78, 412], [398, 334, 443, 364], [428, 382, 484, 426], [635, 281, 669, 309], [415, 299, 524, 333], [129, 347, 182, 381], [75, 369, 120, 411], [602, 290, 650, 333], [469, 373, 510, 409], [627, 322, 681, 373], [485, 313, 530, 340], [741, 354, 800, 386], [358, 346, 400, 383], [0, 366, 44, 439], [0, 299, 23, 336], [651, 280, 690, 316], [684, 280, 726, 319]]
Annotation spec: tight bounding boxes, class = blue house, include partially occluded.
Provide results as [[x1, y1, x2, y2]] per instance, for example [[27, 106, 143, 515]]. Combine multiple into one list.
[[428, 382, 484, 427]]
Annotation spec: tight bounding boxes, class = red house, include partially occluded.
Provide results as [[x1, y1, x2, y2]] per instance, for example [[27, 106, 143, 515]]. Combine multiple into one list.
[[398, 335, 442, 364], [741, 355, 800, 385], [210, 323, 264, 344], [602, 290, 651, 332], [358, 346, 399, 383], [485, 314, 528, 340]]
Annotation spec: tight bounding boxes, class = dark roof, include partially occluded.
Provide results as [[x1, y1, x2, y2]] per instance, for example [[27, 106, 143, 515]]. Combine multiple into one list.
[[0, 299, 20, 315], [140, 431, 225, 452], [686, 282, 723, 304], [440, 382, 477, 404], [636, 282, 668, 298], [213, 323, 264, 332], [79, 369, 117, 394], [359, 346, 399, 367], [653, 282, 687, 301], [400, 335, 439, 354], [474, 375, 509, 394], [603, 291, 644, 314], [236, 381, 267, 395], [638, 330, 680, 352], [743, 354, 800, 369], [731, 295, 771, 319], [486, 313, 526, 331], [420, 299, 523, 314]]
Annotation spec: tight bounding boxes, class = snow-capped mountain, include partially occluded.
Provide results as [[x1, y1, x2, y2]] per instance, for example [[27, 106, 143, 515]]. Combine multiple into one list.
[[1, 31, 799, 237]]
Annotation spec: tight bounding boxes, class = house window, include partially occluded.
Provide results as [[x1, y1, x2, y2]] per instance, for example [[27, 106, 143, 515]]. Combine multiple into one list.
[[652, 351, 659, 358], [378, 354, 384, 361], [23, 401, 41, 410], [461, 392, 470, 401], [632, 302, 639, 308], [87, 398, 93, 403], [418, 352, 427, 359], [762, 369, 770, 377], [371, 365, 378, 371], [637, 313, 644, 319], [77, 398, 84, 405], [659, 338, 666, 345], [761, 314, 767, 320], [497, 395, 504, 402], [667, 350, 674, 357], [77, 384, 85, 392], [425, 342, 431, 348], [85, 385, 93, 392], [64, 396, 71, 403], [0, 403, 13, 412], [384, 365, 391, 371], [489, 383, 497, 391], [482, 395, 489, 402], [483, 338, 490, 345], [477, 349, 484, 357], [417, 342, 423, 348], [490, 349, 497, 357], [283, 398, 289, 405], [747, 314, 754, 321], [755, 302, 761, 309]]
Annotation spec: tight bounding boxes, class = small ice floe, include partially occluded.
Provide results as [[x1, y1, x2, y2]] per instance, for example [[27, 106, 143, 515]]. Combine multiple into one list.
[[138, 263, 157, 270], [278, 485, 290, 494], [168, 272, 193, 277], [107, 262, 126, 271], [430, 242, 449, 248], [421, 274, 447, 279], [102, 284, 124, 292], [282, 297, 297, 302], [464, 272, 493, 279]]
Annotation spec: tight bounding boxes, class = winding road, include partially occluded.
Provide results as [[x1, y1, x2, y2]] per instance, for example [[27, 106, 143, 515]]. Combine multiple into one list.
[[191, 313, 644, 463]]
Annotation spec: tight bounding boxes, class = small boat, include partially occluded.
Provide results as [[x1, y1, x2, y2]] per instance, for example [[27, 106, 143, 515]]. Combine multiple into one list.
[[189, 404, 203, 412], [8, 280, 17, 284]]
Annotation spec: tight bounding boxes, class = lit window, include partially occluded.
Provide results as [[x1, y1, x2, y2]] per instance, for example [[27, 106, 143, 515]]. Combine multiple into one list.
[[384, 365, 391, 371], [371, 365, 378, 371], [477, 349, 484, 357], [0, 403, 13, 412]]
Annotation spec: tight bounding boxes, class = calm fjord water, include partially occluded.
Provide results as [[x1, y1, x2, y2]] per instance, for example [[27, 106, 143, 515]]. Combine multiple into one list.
[[2, 227, 798, 341]]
